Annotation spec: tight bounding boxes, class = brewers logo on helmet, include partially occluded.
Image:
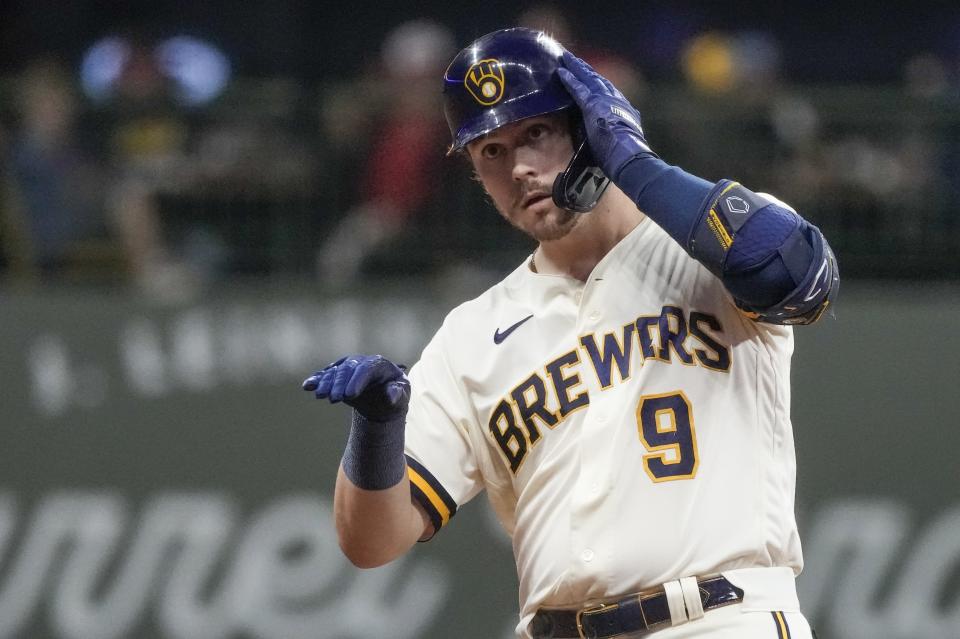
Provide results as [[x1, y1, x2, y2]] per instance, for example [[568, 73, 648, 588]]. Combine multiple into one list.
[[465, 59, 505, 105]]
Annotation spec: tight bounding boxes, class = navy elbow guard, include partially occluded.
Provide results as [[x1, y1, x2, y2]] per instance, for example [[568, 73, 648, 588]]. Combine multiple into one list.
[[689, 181, 839, 325]]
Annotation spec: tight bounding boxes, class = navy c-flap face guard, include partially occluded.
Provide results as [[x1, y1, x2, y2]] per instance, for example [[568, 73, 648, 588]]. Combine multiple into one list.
[[552, 136, 610, 213]]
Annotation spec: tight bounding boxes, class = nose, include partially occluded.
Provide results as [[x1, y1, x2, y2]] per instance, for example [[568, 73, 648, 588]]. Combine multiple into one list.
[[511, 145, 540, 182]]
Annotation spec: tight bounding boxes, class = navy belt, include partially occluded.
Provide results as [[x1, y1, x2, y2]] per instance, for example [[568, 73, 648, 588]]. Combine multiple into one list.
[[530, 575, 744, 639]]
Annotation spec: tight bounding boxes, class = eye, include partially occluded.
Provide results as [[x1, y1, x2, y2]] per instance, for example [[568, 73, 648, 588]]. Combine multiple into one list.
[[527, 123, 549, 140], [480, 143, 504, 160]]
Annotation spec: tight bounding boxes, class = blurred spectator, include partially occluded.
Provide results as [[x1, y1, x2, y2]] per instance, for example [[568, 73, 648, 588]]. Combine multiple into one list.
[[316, 19, 454, 287], [681, 29, 782, 99], [518, 3, 645, 101], [901, 52, 960, 241], [681, 31, 736, 94], [2, 52, 216, 296], [97, 35, 199, 298], [96, 31, 324, 285], [2, 58, 115, 280], [767, 92, 828, 208], [661, 30, 786, 190], [175, 80, 320, 276]]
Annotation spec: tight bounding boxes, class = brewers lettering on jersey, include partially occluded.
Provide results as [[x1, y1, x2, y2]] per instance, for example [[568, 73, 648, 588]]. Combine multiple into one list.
[[303, 28, 838, 639]]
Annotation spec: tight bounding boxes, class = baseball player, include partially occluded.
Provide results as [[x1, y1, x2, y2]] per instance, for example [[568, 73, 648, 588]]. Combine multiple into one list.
[[303, 28, 837, 639]]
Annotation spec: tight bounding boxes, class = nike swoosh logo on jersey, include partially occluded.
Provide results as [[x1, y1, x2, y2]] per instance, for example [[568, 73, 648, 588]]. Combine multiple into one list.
[[494, 314, 534, 344]]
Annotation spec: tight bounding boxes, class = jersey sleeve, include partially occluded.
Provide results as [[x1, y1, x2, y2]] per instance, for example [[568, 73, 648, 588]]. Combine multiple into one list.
[[403, 324, 484, 538]]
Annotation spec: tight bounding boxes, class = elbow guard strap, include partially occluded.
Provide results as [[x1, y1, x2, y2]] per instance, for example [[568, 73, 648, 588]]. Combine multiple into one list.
[[689, 180, 839, 325], [688, 180, 769, 278]]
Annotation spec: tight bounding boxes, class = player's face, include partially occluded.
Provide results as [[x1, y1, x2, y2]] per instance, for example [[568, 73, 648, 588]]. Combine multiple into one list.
[[467, 113, 579, 242]]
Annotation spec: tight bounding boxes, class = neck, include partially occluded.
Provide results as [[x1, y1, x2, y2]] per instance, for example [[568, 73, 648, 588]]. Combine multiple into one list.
[[533, 187, 645, 281]]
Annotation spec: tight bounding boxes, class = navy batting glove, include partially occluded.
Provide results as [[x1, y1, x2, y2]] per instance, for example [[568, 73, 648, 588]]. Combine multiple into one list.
[[302, 355, 410, 422], [303, 355, 410, 490], [557, 52, 656, 181]]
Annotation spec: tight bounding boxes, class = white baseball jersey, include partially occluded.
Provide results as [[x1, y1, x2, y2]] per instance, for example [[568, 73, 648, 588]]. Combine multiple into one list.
[[402, 215, 803, 636]]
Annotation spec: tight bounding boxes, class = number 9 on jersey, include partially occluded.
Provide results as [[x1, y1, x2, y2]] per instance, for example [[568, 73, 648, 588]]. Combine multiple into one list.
[[636, 391, 699, 482]]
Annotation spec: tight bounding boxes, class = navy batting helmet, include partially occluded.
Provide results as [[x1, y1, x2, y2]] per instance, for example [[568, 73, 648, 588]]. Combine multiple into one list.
[[442, 28, 573, 152], [442, 27, 610, 212]]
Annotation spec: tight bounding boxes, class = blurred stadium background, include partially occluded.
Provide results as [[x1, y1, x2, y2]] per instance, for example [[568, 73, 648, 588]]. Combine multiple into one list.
[[1, 2, 958, 638]]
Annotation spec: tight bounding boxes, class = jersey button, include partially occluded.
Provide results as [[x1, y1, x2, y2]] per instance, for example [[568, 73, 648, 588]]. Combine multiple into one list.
[[588, 310, 601, 322], [581, 549, 594, 562], [574, 291, 583, 304]]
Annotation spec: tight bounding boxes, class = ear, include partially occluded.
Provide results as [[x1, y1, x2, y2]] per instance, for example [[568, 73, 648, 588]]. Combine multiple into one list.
[[461, 143, 480, 168]]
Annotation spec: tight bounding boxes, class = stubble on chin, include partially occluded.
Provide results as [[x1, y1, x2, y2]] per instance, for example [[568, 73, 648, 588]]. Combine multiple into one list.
[[531, 207, 578, 242], [497, 201, 579, 243]]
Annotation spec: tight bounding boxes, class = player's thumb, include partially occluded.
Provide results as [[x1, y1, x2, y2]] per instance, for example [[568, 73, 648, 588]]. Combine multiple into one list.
[[384, 381, 409, 408]]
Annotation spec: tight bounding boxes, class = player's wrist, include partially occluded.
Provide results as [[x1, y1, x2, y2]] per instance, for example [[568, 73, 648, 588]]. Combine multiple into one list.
[[341, 409, 407, 490], [607, 138, 657, 182], [615, 155, 714, 246]]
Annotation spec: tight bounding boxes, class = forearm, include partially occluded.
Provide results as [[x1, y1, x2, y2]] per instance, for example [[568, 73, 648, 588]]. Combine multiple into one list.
[[302, 356, 426, 567], [334, 465, 431, 568], [334, 408, 428, 567]]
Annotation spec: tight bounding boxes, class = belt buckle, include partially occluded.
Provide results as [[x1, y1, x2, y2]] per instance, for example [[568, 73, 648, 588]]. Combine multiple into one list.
[[575, 601, 618, 639]]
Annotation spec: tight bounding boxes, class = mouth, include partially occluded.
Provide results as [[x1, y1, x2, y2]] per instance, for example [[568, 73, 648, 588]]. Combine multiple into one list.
[[522, 192, 552, 210]]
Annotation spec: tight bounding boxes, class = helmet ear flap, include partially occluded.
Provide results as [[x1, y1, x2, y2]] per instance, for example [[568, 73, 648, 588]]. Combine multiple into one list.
[[551, 109, 610, 213]]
